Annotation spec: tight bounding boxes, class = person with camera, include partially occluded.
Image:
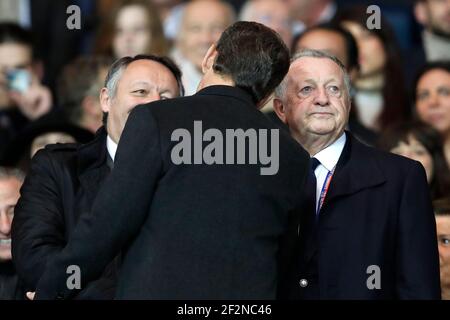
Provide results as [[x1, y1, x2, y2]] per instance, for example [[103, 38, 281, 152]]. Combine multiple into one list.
[[0, 23, 52, 159]]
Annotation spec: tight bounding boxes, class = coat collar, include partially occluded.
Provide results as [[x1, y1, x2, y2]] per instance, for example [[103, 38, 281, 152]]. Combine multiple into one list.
[[195, 85, 255, 107], [76, 126, 108, 175], [302, 132, 387, 263], [323, 131, 386, 205], [75, 127, 110, 207]]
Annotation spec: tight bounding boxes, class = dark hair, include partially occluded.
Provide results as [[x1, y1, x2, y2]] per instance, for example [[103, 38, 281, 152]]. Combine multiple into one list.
[[379, 121, 450, 200], [94, 0, 168, 58], [213, 21, 290, 105], [291, 22, 359, 73], [102, 54, 184, 126], [0, 22, 33, 48], [413, 61, 450, 104], [333, 6, 408, 129], [58, 55, 114, 124], [433, 197, 450, 216]]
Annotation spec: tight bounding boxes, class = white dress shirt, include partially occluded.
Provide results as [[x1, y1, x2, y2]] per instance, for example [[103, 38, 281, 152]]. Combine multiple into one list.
[[106, 135, 118, 162], [312, 132, 346, 212]]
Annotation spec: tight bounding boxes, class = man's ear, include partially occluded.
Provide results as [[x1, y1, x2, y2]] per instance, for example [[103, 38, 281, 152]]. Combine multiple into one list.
[[201, 43, 218, 74], [100, 88, 111, 113], [273, 97, 288, 124], [414, 1, 428, 26]]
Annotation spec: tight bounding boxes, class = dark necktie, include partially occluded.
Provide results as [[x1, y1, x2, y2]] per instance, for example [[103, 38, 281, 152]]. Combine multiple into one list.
[[306, 157, 320, 218]]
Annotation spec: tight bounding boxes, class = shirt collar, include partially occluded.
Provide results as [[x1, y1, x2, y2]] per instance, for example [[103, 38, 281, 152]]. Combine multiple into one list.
[[313, 132, 346, 172], [106, 135, 118, 162]]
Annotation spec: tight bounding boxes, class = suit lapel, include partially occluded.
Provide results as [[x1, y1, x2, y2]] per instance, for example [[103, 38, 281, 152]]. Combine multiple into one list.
[[302, 132, 386, 263], [323, 133, 386, 205], [75, 128, 110, 219]]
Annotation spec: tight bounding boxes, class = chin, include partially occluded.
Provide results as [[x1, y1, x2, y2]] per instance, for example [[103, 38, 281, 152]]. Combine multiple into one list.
[[309, 125, 336, 135], [0, 252, 12, 262]]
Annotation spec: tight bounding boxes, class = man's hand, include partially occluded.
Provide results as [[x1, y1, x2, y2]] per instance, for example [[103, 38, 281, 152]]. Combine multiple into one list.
[[26, 292, 35, 300]]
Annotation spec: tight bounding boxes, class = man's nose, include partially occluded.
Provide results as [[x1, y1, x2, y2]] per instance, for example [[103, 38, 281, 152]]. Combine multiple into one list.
[[399, 150, 412, 159], [0, 212, 12, 236], [146, 92, 161, 103], [314, 87, 330, 106], [199, 28, 215, 45], [427, 92, 441, 109]]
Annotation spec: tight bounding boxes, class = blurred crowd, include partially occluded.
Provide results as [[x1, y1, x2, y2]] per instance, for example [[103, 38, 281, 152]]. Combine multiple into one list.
[[0, 0, 449, 299]]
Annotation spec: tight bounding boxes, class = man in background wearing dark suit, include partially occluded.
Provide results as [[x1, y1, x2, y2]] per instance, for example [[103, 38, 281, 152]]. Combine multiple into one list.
[[12, 55, 183, 299], [30, 21, 309, 300], [273, 49, 441, 299]]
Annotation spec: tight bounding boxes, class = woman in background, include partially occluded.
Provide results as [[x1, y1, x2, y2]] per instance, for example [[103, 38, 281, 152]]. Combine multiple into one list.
[[95, 0, 168, 59], [333, 6, 408, 132], [414, 61, 450, 169], [379, 121, 450, 200]]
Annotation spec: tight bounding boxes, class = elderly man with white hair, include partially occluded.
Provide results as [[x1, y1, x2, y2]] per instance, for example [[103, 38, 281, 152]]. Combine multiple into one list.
[[274, 49, 441, 300]]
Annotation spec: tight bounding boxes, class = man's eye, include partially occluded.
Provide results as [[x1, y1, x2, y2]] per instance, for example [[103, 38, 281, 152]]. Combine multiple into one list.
[[188, 26, 201, 33], [300, 86, 313, 95], [416, 91, 428, 101], [438, 87, 450, 96], [133, 89, 147, 95], [7, 207, 14, 217], [413, 149, 427, 156], [327, 86, 340, 94], [440, 237, 450, 245]]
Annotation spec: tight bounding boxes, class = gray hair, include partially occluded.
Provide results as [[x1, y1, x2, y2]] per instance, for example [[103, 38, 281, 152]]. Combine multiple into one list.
[[104, 60, 127, 100], [274, 49, 352, 102], [0, 167, 25, 183]]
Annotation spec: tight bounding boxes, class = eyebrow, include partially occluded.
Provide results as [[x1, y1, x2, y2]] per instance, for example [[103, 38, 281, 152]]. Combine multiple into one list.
[[298, 78, 341, 86], [129, 81, 151, 88]]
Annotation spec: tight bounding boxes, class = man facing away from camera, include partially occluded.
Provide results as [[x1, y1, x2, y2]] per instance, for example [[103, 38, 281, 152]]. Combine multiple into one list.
[[27, 21, 310, 300], [11, 54, 183, 299]]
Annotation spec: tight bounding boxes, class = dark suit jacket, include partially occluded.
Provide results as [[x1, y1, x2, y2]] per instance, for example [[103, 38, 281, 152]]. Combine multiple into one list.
[[32, 85, 310, 300], [282, 133, 441, 300], [11, 127, 118, 299], [0, 262, 24, 300]]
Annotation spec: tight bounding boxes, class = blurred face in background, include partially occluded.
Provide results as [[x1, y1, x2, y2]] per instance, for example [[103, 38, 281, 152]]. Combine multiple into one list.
[[176, 0, 233, 70], [295, 29, 348, 68], [415, 0, 450, 37], [30, 132, 76, 158], [0, 177, 22, 261], [113, 4, 152, 58], [416, 69, 450, 136], [390, 135, 434, 183], [101, 59, 180, 143], [436, 214, 450, 295], [0, 42, 33, 108], [242, 0, 292, 48], [283, 0, 325, 25], [341, 21, 385, 77]]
